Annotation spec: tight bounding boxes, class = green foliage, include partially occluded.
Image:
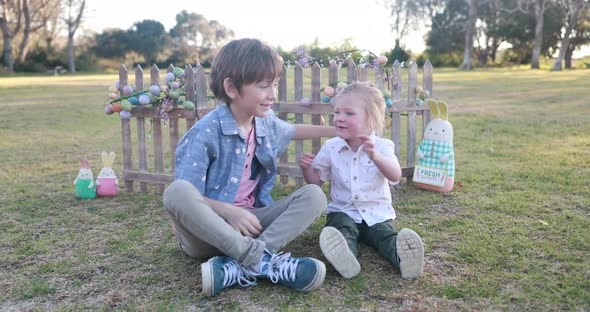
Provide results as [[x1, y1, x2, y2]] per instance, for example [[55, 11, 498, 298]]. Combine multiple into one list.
[[128, 20, 171, 65], [388, 40, 410, 65], [94, 28, 133, 59]]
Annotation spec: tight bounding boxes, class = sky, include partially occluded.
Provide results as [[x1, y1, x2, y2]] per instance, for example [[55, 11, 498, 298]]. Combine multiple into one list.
[[83, 0, 427, 55], [84, 0, 589, 58]]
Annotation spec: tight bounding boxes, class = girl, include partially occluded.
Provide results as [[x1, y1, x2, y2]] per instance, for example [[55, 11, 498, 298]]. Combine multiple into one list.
[[299, 81, 424, 279]]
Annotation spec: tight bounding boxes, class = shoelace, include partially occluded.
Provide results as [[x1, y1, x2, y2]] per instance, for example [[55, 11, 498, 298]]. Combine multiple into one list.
[[222, 259, 257, 288], [268, 252, 298, 283]]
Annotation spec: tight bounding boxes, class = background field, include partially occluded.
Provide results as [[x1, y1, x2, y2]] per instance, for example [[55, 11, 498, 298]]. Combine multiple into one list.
[[0, 68, 589, 311]]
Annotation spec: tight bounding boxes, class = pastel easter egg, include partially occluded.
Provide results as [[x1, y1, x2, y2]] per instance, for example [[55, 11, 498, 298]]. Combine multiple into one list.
[[172, 81, 180, 89], [121, 99, 133, 112], [150, 85, 161, 96], [420, 90, 430, 99], [169, 90, 180, 99], [115, 80, 120, 89], [173, 67, 185, 78], [165, 72, 175, 83], [322, 96, 330, 103], [300, 97, 312, 106], [119, 111, 132, 120], [381, 89, 391, 99], [123, 85, 133, 96], [149, 95, 159, 104], [385, 98, 393, 107], [105, 105, 113, 115], [323, 86, 335, 97], [177, 98, 184, 105], [184, 101, 195, 109], [415, 99, 424, 106], [415, 85, 423, 94], [129, 96, 139, 105], [109, 92, 118, 100], [377, 55, 388, 65], [139, 94, 150, 105], [110, 102, 123, 113], [330, 97, 336, 106]]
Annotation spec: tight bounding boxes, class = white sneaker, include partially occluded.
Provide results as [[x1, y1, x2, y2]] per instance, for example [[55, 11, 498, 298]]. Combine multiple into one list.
[[396, 228, 424, 280], [319, 227, 361, 278]]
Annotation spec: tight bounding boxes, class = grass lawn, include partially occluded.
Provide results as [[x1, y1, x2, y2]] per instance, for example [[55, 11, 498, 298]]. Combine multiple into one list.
[[0, 68, 589, 311]]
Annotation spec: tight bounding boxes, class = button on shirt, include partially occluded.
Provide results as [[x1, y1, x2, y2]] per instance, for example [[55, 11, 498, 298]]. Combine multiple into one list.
[[312, 136, 398, 226], [175, 104, 295, 208]]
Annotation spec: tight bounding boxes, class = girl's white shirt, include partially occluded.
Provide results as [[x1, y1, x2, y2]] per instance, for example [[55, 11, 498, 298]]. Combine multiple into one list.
[[312, 135, 398, 226]]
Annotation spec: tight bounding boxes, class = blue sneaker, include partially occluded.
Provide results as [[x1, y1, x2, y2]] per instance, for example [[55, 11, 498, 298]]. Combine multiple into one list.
[[264, 252, 326, 292], [201, 256, 257, 296]]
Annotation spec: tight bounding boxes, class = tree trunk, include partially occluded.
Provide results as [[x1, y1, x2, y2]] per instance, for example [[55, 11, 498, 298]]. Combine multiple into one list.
[[17, 0, 30, 63], [531, 0, 545, 69], [552, 0, 584, 71], [67, 33, 75, 73], [2, 31, 14, 71], [564, 44, 573, 69], [460, 0, 477, 70]]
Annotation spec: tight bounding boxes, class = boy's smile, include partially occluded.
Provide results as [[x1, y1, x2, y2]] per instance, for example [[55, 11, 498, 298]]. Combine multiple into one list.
[[229, 79, 279, 120]]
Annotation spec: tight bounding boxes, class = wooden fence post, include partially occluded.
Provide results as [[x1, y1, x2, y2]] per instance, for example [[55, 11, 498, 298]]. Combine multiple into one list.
[[406, 61, 418, 173], [119, 64, 133, 192], [151, 64, 165, 194]]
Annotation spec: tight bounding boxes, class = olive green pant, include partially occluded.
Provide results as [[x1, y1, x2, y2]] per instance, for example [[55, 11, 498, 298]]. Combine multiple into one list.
[[325, 212, 400, 267]]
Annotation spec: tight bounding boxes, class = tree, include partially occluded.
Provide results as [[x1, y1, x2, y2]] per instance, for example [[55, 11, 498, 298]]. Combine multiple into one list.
[[17, 0, 59, 63], [564, 5, 590, 68], [552, 0, 585, 70], [460, 0, 479, 69], [63, 0, 85, 73], [129, 19, 170, 65], [94, 28, 131, 59], [0, 0, 23, 72], [426, 0, 467, 65], [168, 10, 233, 65], [530, 0, 554, 68]]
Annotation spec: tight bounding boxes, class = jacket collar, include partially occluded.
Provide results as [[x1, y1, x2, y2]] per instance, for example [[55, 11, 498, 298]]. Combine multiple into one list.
[[217, 104, 267, 138]]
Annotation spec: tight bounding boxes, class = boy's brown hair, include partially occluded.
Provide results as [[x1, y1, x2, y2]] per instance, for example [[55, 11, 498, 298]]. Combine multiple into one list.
[[209, 38, 283, 104]]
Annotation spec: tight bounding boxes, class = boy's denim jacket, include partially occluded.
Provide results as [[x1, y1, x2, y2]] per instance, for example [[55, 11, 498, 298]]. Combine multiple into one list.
[[175, 104, 295, 207]]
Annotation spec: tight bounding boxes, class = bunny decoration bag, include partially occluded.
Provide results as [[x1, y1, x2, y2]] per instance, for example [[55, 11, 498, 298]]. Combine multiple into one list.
[[413, 99, 455, 192], [74, 158, 97, 199], [96, 152, 119, 196]]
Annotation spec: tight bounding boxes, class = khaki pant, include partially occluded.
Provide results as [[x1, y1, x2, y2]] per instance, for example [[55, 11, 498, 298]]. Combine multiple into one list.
[[163, 180, 326, 268]]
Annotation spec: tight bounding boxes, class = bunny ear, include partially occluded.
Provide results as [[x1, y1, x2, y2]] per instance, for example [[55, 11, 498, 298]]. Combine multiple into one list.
[[108, 152, 115, 166], [79, 158, 89, 169], [101, 151, 108, 166], [438, 101, 448, 120], [78, 157, 85, 167], [426, 99, 439, 119]]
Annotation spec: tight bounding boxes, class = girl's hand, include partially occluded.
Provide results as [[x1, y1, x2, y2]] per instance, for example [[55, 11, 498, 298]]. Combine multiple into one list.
[[299, 153, 316, 169], [359, 135, 376, 160]]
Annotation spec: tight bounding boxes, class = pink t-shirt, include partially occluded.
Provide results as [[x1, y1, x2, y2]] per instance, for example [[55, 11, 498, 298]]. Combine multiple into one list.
[[234, 125, 260, 208]]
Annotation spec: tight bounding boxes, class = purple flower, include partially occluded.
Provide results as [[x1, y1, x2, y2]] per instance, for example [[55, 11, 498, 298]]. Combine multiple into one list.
[[297, 56, 310, 68]]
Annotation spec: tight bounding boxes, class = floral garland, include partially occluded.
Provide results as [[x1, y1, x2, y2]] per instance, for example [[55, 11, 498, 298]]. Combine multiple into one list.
[[287, 48, 405, 108], [104, 66, 200, 124]]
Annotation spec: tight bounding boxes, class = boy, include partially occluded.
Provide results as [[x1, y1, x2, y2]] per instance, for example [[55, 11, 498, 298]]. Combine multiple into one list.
[[163, 38, 335, 296]]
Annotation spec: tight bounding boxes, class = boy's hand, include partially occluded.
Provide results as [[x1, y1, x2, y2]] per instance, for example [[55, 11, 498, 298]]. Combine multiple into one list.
[[299, 153, 316, 169], [359, 135, 377, 160], [226, 207, 262, 238]]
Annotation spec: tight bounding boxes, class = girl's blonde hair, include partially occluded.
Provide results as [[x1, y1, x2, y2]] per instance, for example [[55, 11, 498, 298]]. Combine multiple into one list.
[[334, 81, 386, 136]]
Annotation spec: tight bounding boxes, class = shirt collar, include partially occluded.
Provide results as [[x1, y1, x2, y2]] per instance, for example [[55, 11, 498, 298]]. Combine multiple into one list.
[[216, 104, 267, 138], [334, 133, 378, 153]]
